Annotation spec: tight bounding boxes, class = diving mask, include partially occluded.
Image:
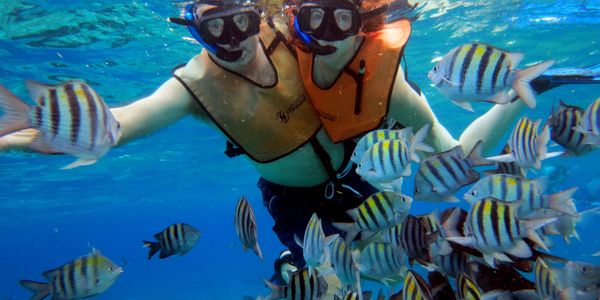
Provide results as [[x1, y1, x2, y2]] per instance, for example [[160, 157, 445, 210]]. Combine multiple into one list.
[[169, 1, 261, 62], [296, 0, 361, 42]]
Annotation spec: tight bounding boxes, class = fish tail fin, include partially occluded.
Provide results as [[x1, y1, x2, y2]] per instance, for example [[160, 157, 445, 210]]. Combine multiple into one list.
[[513, 60, 555, 108], [410, 124, 432, 162], [466, 140, 493, 167], [19, 280, 50, 300], [522, 217, 557, 251], [537, 123, 550, 162], [254, 241, 264, 260], [142, 240, 161, 260], [332, 222, 359, 244], [0, 85, 31, 137], [544, 187, 578, 216]]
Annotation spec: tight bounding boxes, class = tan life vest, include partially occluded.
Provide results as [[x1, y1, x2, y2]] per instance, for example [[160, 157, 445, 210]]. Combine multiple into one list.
[[297, 19, 411, 143], [174, 22, 321, 163]]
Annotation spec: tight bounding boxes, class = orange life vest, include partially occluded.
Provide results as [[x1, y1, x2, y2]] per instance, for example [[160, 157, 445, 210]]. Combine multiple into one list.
[[297, 19, 411, 143], [174, 22, 321, 163]]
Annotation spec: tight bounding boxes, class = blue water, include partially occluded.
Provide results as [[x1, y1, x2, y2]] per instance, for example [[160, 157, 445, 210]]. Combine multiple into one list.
[[1, 0, 600, 299]]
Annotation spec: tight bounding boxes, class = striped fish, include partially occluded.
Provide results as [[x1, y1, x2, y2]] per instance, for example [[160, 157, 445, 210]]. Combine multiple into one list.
[[402, 270, 432, 300], [356, 125, 431, 183], [535, 258, 561, 300], [448, 198, 556, 268], [456, 272, 484, 300], [19, 249, 123, 300], [427, 249, 467, 278], [143, 223, 200, 259], [463, 174, 578, 218], [382, 223, 403, 248], [356, 242, 407, 286], [414, 141, 492, 202], [401, 215, 438, 264], [329, 235, 360, 291], [488, 117, 563, 170], [263, 268, 328, 300], [0, 80, 120, 169], [351, 127, 414, 164], [548, 100, 593, 156], [575, 97, 600, 146], [484, 144, 526, 177], [294, 213, 330, 271], [234, 196, 263, 260], [428, 43, 554, 111], [333, 191, 412, 243]]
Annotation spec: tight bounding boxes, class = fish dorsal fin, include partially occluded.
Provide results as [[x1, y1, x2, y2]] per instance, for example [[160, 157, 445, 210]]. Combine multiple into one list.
[[91, 247, 101, 255], [508, 52, 524, 68], [25, 80, 55, 105], [42, 268, 62, 280]]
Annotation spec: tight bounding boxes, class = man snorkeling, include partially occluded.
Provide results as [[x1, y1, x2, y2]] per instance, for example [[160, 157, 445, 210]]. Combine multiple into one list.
[[1, 0, 599, 285]]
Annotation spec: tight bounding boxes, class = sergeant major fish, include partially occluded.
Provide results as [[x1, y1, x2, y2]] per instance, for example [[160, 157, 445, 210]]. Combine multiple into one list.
[[488, 117, 563, 170], [294, 213, 332, 272], [262, 268, 330, 300], [355, 124, 431, 183], [447, 197, 556, 268], [428, 43, 554, 111], [356, 242, 407, 286], [333, 191, 412, 243], [351, 127, 414, 164], [413, 140, 492, 203], [0, 80, 120, 169], [234, 196, 263, 260], [463, 174, 578, 218], [19, 249, 123, 300], [575, 97, 600, 147], [329, 235, 361, 296], [143, 223, 200, 259]]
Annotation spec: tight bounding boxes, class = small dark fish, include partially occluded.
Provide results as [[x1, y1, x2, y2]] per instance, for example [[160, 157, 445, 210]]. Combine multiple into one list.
[[466, 261, 536, 292], [234, 196, 263, 259], [401, 215, 437, 264], [548, 100, 593, 156], [0, 80, 120, 169], [19, 249, 123, 300], [143, 223, 200, 259]]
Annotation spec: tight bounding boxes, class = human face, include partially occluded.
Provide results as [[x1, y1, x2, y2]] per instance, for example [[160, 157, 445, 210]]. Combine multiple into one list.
[[215, 34, 260, 68]]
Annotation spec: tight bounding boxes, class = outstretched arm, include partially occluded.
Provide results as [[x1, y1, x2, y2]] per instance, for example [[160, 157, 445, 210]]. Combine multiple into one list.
[[458, 96, 524, 156], [111, 77, 199, 145], [0, 77, 198, 152], [388, 69, 459, 153]]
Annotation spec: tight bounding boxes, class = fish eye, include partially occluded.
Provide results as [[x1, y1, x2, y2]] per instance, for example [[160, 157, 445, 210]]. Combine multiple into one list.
[[581, 266, 588, 273], [108, 267, 114, 271], [415, 188, 420, 194], [357, 163, 362, 168], [117, 122, 121, 129], [470, 191, 477, 196]]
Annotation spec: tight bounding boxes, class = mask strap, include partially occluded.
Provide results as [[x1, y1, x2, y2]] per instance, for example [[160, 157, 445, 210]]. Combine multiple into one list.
[[361, 4, 388, 20]]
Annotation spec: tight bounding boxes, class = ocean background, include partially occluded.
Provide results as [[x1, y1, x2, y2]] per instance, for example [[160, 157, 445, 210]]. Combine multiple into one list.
[[1, 0, 600, 299]]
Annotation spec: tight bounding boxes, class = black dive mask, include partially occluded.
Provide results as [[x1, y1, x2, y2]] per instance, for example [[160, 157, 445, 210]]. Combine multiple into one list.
[[296, 0, 361, 42], [169, 1, 260, 62]]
